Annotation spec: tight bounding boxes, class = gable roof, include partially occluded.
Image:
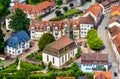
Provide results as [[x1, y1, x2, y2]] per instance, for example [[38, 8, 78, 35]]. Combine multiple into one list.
[[109, 26, 120, 37], [81, 53, 108, 64], [94, 71, 112, 79], [111, 6, 120, 16], [12, 1, 54, 14], [6, 31, 30, 48], [80, 14, 95, 24], [84, 3, 102, 17], [46, 36, 74, 50]]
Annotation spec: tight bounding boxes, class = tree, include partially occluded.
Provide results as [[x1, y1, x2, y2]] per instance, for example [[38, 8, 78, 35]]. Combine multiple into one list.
[[48, 62, 52, 71], [86, 30, 104, 51], [0, 0, 10, 19], [9, 9, 30, 33], [15, 57, 19, 65], [89, 38, 104, 50], [38, 33, 55, 51], [69, 3, 74, 8], [63, 6, 68, 12], [55, 10, 62, 16], [55, 0, 62, 5], [0, 26, 5, 53], [70, 63, 83, 78]]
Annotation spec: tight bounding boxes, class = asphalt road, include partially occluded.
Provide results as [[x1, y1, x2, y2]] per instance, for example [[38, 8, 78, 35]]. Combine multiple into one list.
[[98, 13, 119, 79]]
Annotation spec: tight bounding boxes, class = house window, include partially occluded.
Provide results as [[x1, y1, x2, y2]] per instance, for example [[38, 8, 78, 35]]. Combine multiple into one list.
[[53, 57, 54, 64], [47, 55, 49, 62], [86, 68, 91, 70], [62, 56, 64, 63], [65, 54, 67, 61], [73, 51, 74, 56], [68, 53, 70, 59]]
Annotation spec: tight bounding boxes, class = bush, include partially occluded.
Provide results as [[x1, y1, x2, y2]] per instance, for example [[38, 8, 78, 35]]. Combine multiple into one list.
[[48, 62, 52, 71], [4, 63, 17, 73], [26, 53, 42, 61]]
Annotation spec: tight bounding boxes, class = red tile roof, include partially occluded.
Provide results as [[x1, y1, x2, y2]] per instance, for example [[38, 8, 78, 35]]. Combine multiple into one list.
[[47, 36, 74, 50], [12, 1, 54, 14], [84, 3, 102, 17], [94, 71, 112, 79], [109, 26, 120, 37], [81, 53, 108, 65], [109, 17, 118, 24]]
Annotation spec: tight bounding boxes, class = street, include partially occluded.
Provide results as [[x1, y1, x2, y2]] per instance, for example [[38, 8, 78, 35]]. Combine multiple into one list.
[[97, 13, 120, 79]]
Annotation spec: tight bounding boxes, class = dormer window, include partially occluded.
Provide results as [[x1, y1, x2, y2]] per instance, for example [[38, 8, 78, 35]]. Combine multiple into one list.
[[55, 27, 58, 30], [73, 25, 77, 30], [47, 27, 50, 32]]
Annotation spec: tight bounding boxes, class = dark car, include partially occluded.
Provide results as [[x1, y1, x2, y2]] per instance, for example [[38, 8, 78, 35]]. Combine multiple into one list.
[[105, 26, 108, 30], [114, 72, 118, 77]]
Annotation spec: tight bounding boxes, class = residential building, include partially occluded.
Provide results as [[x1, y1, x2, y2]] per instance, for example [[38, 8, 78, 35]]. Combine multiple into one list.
[[81, 53, 108, 72], [42, 36, 77, 68], [10, 0, 26, 6], [94, 71, 112, 79], [77, 0, 86, 6], [110, 33, 120, 64], [101, 0, 119, 14], [29, 16, 95, 40], [111, 6, 120, 17], [83, 3, 103, 26], [4, 31, 30, 56], [12, 1, 55, 19], [63, 0, 71, 4], [79, 14, 94, 37], [29, 20, 63, 40], [108, 17, 120, 28]]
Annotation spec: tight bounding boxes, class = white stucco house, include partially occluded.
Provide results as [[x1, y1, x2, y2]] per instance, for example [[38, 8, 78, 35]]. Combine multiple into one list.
[[5, 14, 12, 31], [4, 31, 30, 56], [42, 36, 78, 68], [81, 53, 108, 72], [79, 14, 95, 37]]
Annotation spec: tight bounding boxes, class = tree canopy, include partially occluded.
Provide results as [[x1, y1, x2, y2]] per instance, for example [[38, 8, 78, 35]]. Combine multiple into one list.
[[38, 33, 55, 51], [63, 6, 68, 12], [55, 10, 62, 16], [86, 29, 104, 51], [9, 9, 30, 33], [0, 0, 10, 19], [69, 3, 74, 8], [0, 26, 5, 53]]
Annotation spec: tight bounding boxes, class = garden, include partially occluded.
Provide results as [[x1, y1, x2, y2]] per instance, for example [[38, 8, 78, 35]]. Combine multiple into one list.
[[26, 52, 42, 62]]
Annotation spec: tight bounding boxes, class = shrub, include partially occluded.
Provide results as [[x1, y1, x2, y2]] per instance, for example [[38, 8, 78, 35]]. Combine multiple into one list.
[[48, 62, 52, 71], [75, 48, 82, 58]]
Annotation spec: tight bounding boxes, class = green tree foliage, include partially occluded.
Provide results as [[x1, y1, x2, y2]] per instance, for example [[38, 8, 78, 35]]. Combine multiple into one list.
[[38, 33, 55, 51], [86, 29, 104, 51], [9, 9, 30, 33], [70, 63, 83, 78], [0, 26, 5, 53], [55, 10, 62, 16], [15, 57, 19, 65], [55, 0, 62, 5], [48, 62, 52, 71], [63, 6, 68, 12], [69, 3, 74, 8], [0, 0, 10, 18]]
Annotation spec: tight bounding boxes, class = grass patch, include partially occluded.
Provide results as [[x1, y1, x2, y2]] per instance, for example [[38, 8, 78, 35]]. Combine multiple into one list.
[[4, 63, 17, 73]]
